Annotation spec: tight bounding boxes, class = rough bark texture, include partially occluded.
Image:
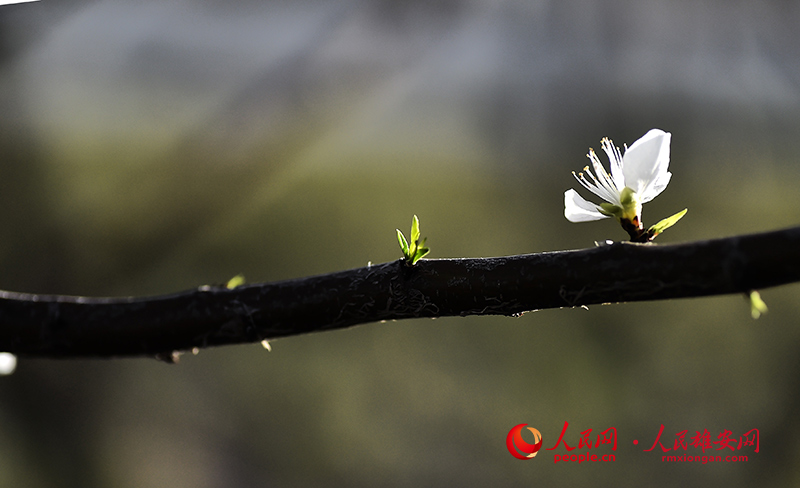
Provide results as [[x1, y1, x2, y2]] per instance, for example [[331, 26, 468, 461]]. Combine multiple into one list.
[[1, 226, 799, 358]]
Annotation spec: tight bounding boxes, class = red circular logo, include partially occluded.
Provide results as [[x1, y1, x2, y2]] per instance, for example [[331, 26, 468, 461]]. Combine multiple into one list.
[[506, 424, 543, 460]]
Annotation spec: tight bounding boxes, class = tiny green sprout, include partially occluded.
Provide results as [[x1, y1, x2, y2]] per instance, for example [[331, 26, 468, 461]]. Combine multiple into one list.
[[749, 290, 768, 319], [397, 215, 430, 265], [644, 208, 688, 241], [226, 274, 246, 289]]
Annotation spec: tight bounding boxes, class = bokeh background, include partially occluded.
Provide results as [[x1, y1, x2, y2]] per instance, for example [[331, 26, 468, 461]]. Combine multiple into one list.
[[1, 0, 800, 486]]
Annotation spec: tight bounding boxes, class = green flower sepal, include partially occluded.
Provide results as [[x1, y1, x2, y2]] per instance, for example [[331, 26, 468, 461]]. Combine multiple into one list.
[[643, 208, 688, 241]]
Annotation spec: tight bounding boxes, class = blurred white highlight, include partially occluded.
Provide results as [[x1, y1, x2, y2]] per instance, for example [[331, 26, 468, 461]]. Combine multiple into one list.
[[1, 0, 41, 5], [0, 353, 17, 375]]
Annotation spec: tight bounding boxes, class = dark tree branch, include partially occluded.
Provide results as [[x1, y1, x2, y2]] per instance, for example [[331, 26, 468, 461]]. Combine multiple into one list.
[[1, 226, 799, 358]]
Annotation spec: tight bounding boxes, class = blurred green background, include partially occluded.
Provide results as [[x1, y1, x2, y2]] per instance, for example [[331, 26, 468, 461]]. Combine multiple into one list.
[[1, 0, 800, 486]]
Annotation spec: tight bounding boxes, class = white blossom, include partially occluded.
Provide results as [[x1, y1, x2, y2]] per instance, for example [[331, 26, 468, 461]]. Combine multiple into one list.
[[564, 129, 672, 224]]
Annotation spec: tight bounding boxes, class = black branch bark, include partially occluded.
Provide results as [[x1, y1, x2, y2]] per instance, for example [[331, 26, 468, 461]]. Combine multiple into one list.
[[1, 226, 799, 358]]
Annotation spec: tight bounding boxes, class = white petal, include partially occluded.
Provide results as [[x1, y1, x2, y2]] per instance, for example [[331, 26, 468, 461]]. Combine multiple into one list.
[[622, 129, 671, 197], [564, 189, 609, 222], [640, 171, 672, 204]]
